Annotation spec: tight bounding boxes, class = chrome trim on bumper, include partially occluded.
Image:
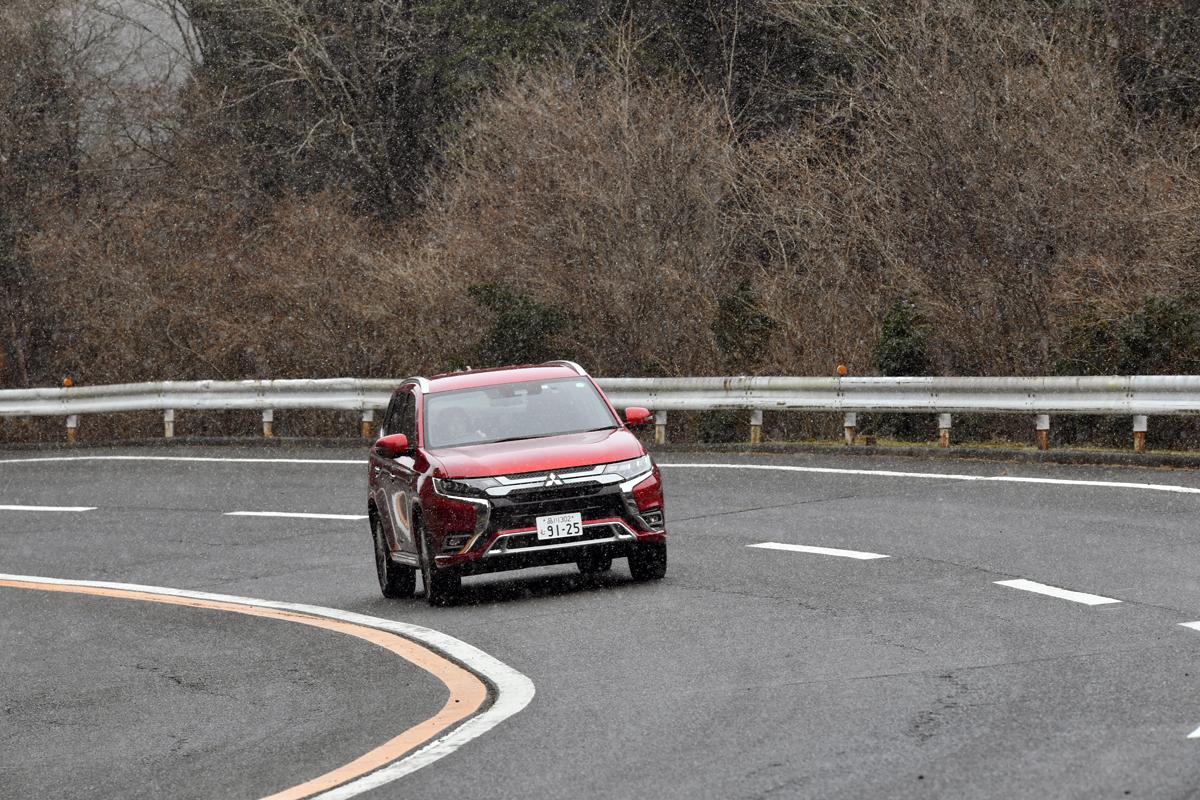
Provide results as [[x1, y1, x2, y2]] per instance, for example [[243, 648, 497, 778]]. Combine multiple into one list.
[[618, 470, 654, 493], [486, 465, 617, 497], [483, 462, 651, 498], [430, 486, 492, 553], [481, 520, 639, 558]]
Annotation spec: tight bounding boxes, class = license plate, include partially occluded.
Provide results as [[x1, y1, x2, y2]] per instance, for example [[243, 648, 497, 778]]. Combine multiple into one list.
[[535, 512, 583, 540]]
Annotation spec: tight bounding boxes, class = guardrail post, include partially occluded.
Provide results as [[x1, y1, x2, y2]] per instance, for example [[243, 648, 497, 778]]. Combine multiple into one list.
[[66, 415, 78, 444], [361, 410, 374, 439], [654, 410, 667, 445], [262, 409, 274, 438], [843, 412, 857, 445], [749, 409, 763, 445], [937, 413, 952, 448], [1035, 414, 1050, 450], [1133, 415, 1148, 453], [163, 409, 175, 439]]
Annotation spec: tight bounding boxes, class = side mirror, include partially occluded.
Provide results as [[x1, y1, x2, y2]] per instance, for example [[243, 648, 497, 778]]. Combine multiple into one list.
[[375, 433, 410, 458], [625, 407, 653, 428]]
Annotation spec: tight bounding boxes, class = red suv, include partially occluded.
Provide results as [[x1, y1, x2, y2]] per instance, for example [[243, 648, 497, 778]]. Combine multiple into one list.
[[367, 361, 667, 604]]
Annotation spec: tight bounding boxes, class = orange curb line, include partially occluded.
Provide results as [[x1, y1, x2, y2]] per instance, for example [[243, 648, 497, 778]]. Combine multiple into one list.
[[0, 579, 489, 800]]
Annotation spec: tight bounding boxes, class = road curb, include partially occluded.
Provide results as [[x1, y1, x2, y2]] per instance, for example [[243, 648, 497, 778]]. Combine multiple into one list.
[[0, 574, 535, 800]]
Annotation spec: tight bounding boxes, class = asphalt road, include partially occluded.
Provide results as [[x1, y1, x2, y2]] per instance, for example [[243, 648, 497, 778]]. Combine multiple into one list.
[[4, 445, 1200, 799]]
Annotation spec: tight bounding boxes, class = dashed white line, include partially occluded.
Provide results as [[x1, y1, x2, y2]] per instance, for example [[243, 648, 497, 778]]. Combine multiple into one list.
[[748, 542, 889, 560], [994, 578, 1121, 606], [226, 511, 367, 520], [0, 504, 95, 512], [1188, 724, 1200, 740]]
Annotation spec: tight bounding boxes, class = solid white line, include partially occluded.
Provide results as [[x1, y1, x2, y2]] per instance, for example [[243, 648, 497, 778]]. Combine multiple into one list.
[[1188, 724, 1200, 739], [226, 511, 367, 520], [0, 572, 534, 799], [0, 504, 96, 512], [660, 462, 1200, 496], [0, 455, 365, 465], [1177, 622, 1200, 633], [5, 456, 1198, 497], [748, 542, 889, 560], [994, 578, 1121, 606]]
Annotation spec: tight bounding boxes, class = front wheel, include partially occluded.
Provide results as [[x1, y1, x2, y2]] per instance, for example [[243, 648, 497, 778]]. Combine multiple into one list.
[[628, 541, 667, 581], [373, 515, 416, 599], [419, 520, 461, 606]]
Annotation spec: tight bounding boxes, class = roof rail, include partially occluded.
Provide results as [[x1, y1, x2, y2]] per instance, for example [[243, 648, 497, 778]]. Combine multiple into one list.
[[544, 360, 587, 376]]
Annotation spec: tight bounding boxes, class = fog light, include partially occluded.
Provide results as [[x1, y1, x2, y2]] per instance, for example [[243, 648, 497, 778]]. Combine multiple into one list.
[[641, 509, 664, 529], [442, 534, 471, 552]]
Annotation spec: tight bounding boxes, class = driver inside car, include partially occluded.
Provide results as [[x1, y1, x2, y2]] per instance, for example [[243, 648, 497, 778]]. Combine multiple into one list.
[[438, 406, 486, 445]]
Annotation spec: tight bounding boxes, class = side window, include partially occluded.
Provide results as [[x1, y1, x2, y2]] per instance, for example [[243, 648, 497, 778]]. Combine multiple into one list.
[[398, 393, 417, 442], [381, 396, 400, 437]]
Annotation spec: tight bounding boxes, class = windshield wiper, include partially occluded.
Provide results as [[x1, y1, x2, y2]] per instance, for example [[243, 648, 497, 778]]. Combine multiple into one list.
[[485, 434, 544, 444], [484, 426, 616, 445]]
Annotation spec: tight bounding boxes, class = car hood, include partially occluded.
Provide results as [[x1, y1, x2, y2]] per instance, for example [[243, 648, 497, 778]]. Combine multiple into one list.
[[427, 428, 645, 478]]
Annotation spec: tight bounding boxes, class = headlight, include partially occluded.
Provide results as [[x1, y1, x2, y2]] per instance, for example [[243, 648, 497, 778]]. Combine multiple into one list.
[[432, 477, 497, 499], [603, 455, 652, 479]]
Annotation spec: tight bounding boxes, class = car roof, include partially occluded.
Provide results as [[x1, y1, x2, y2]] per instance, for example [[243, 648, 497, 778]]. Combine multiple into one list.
[[416, 362, 588, 395]]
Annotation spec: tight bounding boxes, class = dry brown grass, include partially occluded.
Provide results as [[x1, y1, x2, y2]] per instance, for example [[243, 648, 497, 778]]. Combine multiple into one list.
[[15, 0, 1200, 407], [30, 194, 399, 382], [399, 62, 740, 376], [747, 1, 1200, 376]]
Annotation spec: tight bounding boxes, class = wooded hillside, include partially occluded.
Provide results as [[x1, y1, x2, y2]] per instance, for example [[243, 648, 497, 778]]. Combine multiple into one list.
[[5, 0, 1200, 394]]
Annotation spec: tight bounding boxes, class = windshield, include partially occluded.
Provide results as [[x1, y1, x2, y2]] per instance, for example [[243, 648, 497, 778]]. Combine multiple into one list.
[[423, 377, 618, 449]]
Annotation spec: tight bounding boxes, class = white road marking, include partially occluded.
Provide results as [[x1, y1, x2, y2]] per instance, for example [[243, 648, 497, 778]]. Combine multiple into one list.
[[1172, 649, 1200, 740], [994, 578, 1121, 606], [226, 511, 367, 520], [4, 455, 1199, 497], [0, 504, 95, 512], [1177, 622, 1200, 633], [0, 573, 535, 799], [661, 462, 1200, 496], [748, 542, 889, 560]]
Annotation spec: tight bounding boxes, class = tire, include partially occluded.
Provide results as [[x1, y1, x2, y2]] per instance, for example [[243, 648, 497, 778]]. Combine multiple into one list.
[[372, 513, 416, 599], [418, 518, 460, 607], [576, 550, 613, 575], [628, 541, 667, 581]]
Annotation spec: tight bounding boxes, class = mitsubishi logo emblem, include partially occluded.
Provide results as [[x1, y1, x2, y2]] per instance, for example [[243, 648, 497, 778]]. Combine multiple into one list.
[[544, 472, 564, 488]]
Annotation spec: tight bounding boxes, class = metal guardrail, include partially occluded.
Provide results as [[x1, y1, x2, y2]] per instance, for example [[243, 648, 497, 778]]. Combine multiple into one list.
[[2, 375, 1197, 451], [597, 376, 1200, 414]]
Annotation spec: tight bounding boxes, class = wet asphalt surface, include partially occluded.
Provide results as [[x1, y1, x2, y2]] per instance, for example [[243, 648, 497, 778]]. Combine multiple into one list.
[[3, 445, 1200, 799]]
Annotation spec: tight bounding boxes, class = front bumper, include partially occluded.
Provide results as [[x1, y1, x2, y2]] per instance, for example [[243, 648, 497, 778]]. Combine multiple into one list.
[[431, 479, 665, 574]]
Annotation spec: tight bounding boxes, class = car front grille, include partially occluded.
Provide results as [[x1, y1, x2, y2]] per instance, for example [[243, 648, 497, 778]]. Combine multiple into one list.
[[488, 484, 627, 531]]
